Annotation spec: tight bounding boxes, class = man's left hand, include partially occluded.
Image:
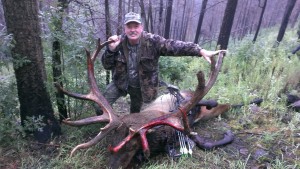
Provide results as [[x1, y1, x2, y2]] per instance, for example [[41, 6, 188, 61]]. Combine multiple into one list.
[[200, 49, 227, 63]]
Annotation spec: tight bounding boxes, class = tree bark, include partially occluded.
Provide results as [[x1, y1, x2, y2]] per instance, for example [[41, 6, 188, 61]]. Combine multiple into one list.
[[276, 0, 297, 44], [217, 0, 238, 49], [164, 0, 173, 38], [140, 0, 149, 32], [147, 0, 154, 33], [2, 0, 61, 143], [194, 0, 208, 43], [117, 0, 123, 35], [179, 0, 187, 40], [158, 0, 164, 35], [105, 0, 112, 85]]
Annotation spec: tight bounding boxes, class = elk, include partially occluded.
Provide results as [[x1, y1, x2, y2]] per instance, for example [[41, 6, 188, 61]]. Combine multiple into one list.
[[55, 39, 233, 168]]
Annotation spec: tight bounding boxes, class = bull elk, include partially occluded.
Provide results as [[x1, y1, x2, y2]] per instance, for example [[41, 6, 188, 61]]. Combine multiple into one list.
[[55, 39, 233, 168]]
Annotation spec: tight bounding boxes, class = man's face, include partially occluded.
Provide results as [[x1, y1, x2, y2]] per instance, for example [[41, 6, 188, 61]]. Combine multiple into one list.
[[124, 22, 143, 42]]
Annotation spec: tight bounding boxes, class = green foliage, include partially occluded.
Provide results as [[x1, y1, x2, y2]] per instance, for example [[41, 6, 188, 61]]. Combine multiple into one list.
[[39, 4, 108, 116], [23, 115, 46, 132], [0, 114, 25, 144], [159, 57, 193, 84], [1, 4, 300, 168], [0, 29, 13, 68], [12, 54, 31, 69], [0, 71, 24, 146]]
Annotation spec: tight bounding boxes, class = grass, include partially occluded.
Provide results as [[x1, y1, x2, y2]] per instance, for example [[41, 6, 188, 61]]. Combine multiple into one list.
[[1, 27, 300, 168]]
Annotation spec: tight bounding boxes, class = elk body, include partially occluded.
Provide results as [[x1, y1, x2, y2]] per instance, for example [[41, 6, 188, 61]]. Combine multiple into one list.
[[55, 40, 233, 168]]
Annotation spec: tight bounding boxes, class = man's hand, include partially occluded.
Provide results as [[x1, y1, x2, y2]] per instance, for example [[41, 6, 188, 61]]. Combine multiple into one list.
[[200, 49, 227, 63], [108, 35, 121, 52]]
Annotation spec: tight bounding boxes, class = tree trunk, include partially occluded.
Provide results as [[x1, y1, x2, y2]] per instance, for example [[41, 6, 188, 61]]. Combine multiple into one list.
[[217, 0, 238, 50], [158, 0, 164, 35], [290, 3, 300, 28], [117, 0, 123, 35], [140, 0, 149, 32], [148, 0, 154, 33], [194, 0, 208, 43], [127, 0, 131, 13], [253, 0, 268, 43], [52, 0, 68, 122], [2, 0, 61, 143], [276, 0, 297, 44], [164, 0, 173, 38], [179, 0, 187, 40], [183, 0, 194, 41], [297, 22, 300, 40], [105, 0, 112, 85]]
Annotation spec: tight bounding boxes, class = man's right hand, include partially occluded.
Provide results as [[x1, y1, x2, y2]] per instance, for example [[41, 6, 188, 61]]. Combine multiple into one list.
[[108, 35, 121, 52]]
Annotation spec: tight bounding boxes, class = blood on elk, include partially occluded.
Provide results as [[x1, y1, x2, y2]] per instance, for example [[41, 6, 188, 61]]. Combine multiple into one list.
[[55, 39, 233, 168]]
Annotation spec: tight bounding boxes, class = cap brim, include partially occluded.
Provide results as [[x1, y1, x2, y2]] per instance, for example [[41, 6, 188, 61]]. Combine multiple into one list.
[[124, 20, 142, 24]]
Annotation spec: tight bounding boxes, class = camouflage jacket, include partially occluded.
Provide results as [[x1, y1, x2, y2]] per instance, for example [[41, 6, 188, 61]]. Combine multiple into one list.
[[101, 31, 202, 103]]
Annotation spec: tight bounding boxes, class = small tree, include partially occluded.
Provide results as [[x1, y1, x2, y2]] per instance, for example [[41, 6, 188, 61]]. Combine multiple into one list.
[[253, 0, 268, 43], [51, 0, 68, 122]]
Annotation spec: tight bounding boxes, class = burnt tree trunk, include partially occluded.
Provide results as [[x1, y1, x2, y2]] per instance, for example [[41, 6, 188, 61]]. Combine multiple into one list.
[[105, 0, 112, 85], [217, 0, 238, 49], [164, 0, 173, 38], [297, 22, 300, 40], [2, 0, 61, 142], [194, 0, 208, 43], [52, 0, 68, 122], [253, 0, 268, 43], [276, 0, 297, 45], [117, 0, 123, 35], [127, 0, 131, 13], [179, 0, 187, 40], [140, 0, 149, 32], [290, 3, 300, 28], [158, 0, 164, 35], [148, 0, 154, 33]]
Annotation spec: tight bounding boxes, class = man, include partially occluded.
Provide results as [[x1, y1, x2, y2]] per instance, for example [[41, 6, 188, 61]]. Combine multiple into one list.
[[100, 12, 225, 114]]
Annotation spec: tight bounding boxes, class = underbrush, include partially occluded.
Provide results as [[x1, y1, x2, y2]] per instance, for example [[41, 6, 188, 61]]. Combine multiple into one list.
[[1, 27, 300, 168]]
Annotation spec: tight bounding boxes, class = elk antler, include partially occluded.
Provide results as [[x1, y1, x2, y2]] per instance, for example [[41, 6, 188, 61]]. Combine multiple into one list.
[[54, 39, 121, 156], [109, 52, 226, 157]]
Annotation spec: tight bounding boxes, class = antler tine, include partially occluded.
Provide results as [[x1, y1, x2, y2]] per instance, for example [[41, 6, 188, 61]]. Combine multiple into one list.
[[70, 125, 116, 156], [55, 39, 122, 156], [91, 39, 115, 62], [178, 51, 225, 134], [205, 51, 225, 94], [110, 52, 225, 158], [84, 39, 121, 124]]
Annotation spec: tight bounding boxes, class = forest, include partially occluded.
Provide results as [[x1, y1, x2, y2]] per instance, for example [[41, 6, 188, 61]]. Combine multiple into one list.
[[0, 0, 300, 168]]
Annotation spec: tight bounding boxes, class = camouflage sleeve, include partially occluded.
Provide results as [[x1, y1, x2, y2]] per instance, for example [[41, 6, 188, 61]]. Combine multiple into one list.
[[101, 47, 118, 70], [151, 34, 202, 56]]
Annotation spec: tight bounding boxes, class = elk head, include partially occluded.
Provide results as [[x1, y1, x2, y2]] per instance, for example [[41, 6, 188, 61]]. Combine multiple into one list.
[[55, 39, 229, 168]]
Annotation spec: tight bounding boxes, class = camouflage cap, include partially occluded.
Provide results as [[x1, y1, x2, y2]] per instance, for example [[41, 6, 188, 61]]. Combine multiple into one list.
[[124, 12, 142, 24]]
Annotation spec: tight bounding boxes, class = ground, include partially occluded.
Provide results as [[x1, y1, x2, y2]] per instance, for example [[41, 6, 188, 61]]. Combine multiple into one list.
[[0, 99, 299, 169]]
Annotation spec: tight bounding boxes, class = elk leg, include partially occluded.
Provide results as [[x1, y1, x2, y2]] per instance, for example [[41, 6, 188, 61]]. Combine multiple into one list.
[[189, 130, 234, 150]]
